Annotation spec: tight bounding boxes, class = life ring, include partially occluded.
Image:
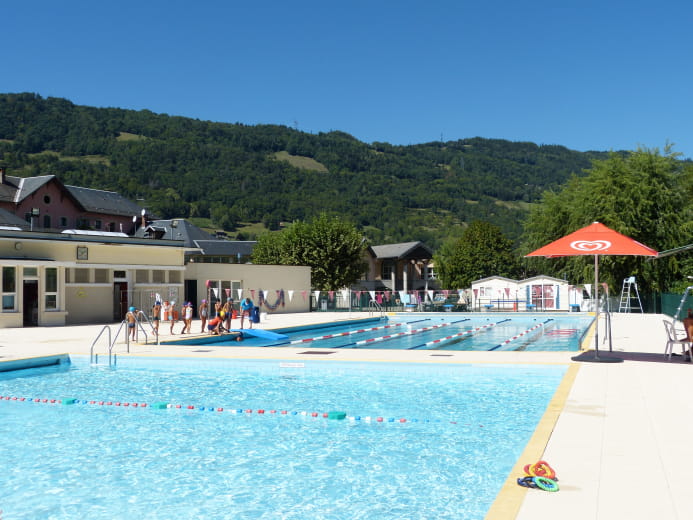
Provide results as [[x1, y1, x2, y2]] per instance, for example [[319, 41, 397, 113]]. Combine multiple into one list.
[[525, 460, 556, 480], [533, 477, 559, 492]]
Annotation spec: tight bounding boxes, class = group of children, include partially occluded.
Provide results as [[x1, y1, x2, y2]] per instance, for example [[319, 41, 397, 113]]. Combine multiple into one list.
[[126, 297, 256, 340], [203, 297, 255, 335]]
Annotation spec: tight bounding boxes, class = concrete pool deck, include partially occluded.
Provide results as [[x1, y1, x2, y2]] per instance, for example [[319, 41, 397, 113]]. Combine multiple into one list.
[[0, 311, 690, 520]]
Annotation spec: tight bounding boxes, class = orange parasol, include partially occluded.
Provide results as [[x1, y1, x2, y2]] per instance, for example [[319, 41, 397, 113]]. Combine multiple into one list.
[[526, 222, 658, 361]]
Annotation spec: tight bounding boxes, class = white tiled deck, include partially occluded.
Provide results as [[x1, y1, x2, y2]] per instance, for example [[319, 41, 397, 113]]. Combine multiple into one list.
[[0, 311, 690, 520]]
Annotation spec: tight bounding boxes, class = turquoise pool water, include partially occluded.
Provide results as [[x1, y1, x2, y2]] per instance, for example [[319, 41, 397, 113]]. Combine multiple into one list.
[[185, 313, 593, 350], [0, 357, 567, 519]]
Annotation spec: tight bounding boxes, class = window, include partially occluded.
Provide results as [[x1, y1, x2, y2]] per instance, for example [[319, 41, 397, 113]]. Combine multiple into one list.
[[43, 195, 51, 204], [426, 267, 437, 280], [94, 219, 102, 230], [169, 271, 182, 284], [60, 217, 68, 227], [94, 269, 108, 283], [152, 270, 165, 283], [136, 270, 149, 283], [45, 267, 58, 310], [43, 215, 51, 228], [2, 267, 16, 310], [74, 268, 89, 283], [381, 264, 393, 279]]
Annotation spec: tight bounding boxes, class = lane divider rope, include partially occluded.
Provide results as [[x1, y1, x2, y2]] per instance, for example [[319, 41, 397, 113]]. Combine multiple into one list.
[[488, 319, 554, 351], [354, 319, 470, 346], [410, 318, 509, 349], [0, 395, 478, 426]]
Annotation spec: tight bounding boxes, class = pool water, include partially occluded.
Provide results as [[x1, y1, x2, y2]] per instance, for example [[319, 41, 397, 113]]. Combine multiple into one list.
[[193, 313, 593, 350], [0, 357, 567, 519]]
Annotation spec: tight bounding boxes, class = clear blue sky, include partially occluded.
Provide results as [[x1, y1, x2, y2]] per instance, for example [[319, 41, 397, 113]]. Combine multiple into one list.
[[4, 1, 692, 158]]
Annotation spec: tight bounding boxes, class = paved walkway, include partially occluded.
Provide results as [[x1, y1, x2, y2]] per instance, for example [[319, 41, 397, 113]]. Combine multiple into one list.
[[1, 311, 690, 520]]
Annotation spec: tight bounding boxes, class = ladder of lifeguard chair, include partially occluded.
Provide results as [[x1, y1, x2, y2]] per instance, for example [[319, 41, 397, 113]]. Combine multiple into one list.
[[618, 276, 643, 313]]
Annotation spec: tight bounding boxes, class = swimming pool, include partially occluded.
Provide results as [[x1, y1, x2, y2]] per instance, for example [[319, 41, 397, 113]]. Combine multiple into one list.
[[177, 313, 593, 351], [0, 357, 567, 519]]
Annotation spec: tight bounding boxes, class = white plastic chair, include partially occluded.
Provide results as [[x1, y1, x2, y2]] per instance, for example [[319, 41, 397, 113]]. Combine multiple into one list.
[[663, 319, 691, 360]]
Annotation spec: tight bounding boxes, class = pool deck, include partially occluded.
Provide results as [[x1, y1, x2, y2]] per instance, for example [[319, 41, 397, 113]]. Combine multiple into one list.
[[1, 311, 691, 520]]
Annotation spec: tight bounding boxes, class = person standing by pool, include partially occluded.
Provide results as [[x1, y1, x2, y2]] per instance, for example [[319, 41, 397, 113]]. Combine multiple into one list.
[[199, 299, 208, 333], [240, 297, 253, 329], [181, 302, 193, 334], [126, 306, 137, 341], [169, 301, 178, 334], [222, 298, 233, 331], [152, 301, 161, 335]]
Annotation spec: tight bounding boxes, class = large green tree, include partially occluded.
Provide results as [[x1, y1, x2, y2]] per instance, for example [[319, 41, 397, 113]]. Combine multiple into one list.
[[433, 221, 520, 288], [251, 214, 368, 290], [522, 146, 690, 293]]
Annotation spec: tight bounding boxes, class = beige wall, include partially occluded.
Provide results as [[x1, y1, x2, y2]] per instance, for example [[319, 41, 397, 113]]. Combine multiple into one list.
[[1, 235, 186, 327], [185, 263, 311, 313]]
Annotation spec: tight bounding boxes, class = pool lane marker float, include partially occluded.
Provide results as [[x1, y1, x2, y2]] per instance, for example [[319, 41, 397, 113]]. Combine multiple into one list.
[[488, 318, 554, 351], [353, 319, 471, 346], [410, 319, 510, 349], [288, 321, 410, 344]]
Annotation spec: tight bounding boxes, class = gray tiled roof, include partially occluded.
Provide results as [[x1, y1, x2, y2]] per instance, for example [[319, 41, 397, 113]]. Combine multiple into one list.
[[136, 219, 257, 256], [66, 185, 143, 217], [0, 208, 29, 229], [135, 219, 214, 246], [193, 240, 256, 256], [370, 241, 433, 260], [17, 176, 54, 203]]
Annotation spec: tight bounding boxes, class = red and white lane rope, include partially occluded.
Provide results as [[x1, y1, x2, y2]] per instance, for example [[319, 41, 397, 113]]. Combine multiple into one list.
[[354, 321, 457, 346], [489, 319, 553, 351], [288, 321, 409, 345], [415, 320, 505, 348]]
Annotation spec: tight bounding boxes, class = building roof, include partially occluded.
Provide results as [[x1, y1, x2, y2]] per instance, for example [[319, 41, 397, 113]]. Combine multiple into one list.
[[0, 208, 29, 229], [66, 185, 143, 217], [136, 219, 256, 257], [193, 240, 255, 257], [0, 173, 143, 218], [369, 241, 433, 260], [135, 219, 214, 246]]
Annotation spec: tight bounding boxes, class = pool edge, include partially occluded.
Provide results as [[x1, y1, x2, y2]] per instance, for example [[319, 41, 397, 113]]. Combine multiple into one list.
[[484, 362, 580, 520], [0, 353, 70, 372]]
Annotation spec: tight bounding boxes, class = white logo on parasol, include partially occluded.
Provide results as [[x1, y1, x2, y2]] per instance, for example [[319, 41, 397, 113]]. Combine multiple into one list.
[[570, 240, 611, 252]]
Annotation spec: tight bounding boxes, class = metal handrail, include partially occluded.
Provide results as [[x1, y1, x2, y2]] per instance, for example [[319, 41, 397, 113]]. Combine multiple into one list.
[[368, 299, 384, 317], [112, 320, 128, 356], [90, 326, 112, 364]]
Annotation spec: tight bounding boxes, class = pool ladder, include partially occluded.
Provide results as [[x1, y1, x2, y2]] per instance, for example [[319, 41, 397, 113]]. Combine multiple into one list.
[[90, 311, 158, 365], [368, 299, 384, 317]]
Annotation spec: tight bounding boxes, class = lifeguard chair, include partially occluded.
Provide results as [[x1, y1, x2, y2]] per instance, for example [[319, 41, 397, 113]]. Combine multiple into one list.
[[618, 276, 643, 313]]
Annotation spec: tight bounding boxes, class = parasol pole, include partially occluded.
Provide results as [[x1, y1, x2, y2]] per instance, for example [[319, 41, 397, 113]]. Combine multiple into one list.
[[594, 254, 600, 360]]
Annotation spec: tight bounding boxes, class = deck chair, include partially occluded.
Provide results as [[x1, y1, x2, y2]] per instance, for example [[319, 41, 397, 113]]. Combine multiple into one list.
[[663, 319, 692, 360]]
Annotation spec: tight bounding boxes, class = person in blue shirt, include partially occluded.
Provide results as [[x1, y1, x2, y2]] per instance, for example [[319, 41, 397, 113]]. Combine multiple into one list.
[[240, 297, 253, 329]]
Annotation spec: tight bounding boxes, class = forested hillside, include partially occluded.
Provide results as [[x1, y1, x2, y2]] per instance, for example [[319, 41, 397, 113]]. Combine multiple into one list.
[[0, 93, 610, 248]]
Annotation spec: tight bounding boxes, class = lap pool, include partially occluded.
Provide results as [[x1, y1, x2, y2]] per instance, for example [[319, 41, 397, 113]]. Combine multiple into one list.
[[0, 356, 567, 519], [177, 313, 593, 351]]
